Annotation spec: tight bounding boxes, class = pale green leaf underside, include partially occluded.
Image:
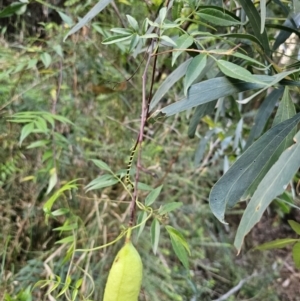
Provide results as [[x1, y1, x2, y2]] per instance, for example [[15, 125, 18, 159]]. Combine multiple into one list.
[[209, 113, 300, 224], [234, 130, 300, 252]]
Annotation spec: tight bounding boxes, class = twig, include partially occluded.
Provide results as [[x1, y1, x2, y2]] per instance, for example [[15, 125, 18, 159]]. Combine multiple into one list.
[[212, 272, 258, 301], [129, 43, 154, 227]]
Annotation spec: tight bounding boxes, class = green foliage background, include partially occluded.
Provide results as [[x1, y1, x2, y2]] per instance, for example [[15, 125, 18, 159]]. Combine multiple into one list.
[[1, 0, 300, 300]]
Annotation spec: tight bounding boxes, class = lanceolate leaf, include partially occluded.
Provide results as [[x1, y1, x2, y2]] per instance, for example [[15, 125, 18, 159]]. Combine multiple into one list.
[[151, 218, 160, 255], [272, 86, 296, 127], [292, 242, 300, 268], [172, 34, 194, 65], [209, 113, 300, 224], [64, 0, 113, 41], [161, 75, 271, 116], [150, 59, 192, 111], [288, 220, 300, 235], [255, 238, 299, 250], [217, 60, 266, 84], [260, 0, 266, 34], [245, 88, 284, 149], [238, 0, 271, 56], [234, 130, 300, 252], [184, 54, 207, 96], [197, 8, 242, 27]]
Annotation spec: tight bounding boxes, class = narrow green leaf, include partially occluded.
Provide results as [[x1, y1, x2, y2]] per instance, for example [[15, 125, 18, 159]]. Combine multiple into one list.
[[75, 278, 83, 289], [159, 7, 167, 23], [255, 238, 298, 250], [288, 220, 300, 235], [64, 0, 113, 41], [54, 223, 78, 232], [26, 140, 49, 149], [145, 185, 163, 206], [217, 60, 265, 84], [161, 75, 271, 116], [110, 27, 133, 34], [40, 52, 52, 68], [159, 202, 183, 215], [150, 58, 192, 111], [165, 226, 191, 255], [91, 159, 112, 172], [35, 117, 48, 133], [166, 226, 189, 268], [51, 208, 70, 216], [238, 0, 270, 56], [85, 174, 119, 191], [172, 34, 194, 65], [271, 19, 298, 51], [184, 54, 207, 96], [102, 34, 132, 45], [19, 122, 34, 145], [273, 86, 296, 127], [57, 275, 72, 297], [160, 35, 177, 47], [170, 236, 189, 269], [188, 101, 217, 138], [55, 235, 74, 244], [234, 130, 300, 252], [0, 3, 25, 18], [237, 70, 300, 105], [72, 289, 79, 301], [151, 219, 160, 255], [136, 211, 148, 240], [292, 242, 300, 268], [231, 52, 266, 67], [210, 113, 300, 224], [46, 169, 58, 195], [126, 14, 139, 31], [58, 11, 73, 26], [220, 33, 263, 49], [260, 0, 266, 33], [245, 88, 284, 149], [194, 130, 215, 166], [197, 8, 242, 26]]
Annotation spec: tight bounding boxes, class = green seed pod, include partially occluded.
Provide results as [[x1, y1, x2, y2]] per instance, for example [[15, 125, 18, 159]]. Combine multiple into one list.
[[103, 238, 143, 301]]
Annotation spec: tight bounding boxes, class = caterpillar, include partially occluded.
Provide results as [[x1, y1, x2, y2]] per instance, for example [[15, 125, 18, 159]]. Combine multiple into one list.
[[125, 147, 136, 189]]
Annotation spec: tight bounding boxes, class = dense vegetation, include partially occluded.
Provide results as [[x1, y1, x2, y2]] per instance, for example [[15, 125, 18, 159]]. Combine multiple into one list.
[[1, 0, 300, 300]]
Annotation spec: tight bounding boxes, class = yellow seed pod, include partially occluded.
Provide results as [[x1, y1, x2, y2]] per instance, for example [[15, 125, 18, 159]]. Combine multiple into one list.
[[103, 235, 143, 301]]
